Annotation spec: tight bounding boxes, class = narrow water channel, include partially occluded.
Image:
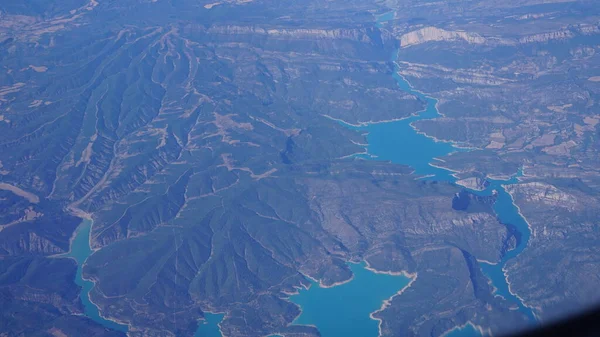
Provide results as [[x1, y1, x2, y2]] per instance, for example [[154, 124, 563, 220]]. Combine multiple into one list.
[[479, 177, 537, 323], [64, 219, 128, 332], [66, 219, 226, 336], [67, 219, 225, 336]]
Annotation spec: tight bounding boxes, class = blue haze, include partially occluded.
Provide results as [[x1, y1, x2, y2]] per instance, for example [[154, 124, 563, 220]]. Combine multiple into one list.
[[66, 10, 535, 337]]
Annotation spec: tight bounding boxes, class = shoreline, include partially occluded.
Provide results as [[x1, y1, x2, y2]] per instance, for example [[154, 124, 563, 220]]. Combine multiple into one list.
[[407, 118, 478, 151], [502, 264, 539, 319], [196, 311, 227, 337], [370, 274, 417, 337], [297, 270, 356, 289], [288, 294, 317, 328], [440, 322, 491, 337], [408, 119, 456, 145], [392, 61, 480, 152], [320, 275, 354, 288], [67, 205, 105, 247], [428, 161, 460, 174], [427, 162, 460, 181], [502, 186, 533, 233], [339, 150, 377, 160], [350, 140, 369, 147], [488, 174, 514, 181], [85, 288, 132, 330], [322, 113, 415, 128], [363, 259, 417, 337], [49, 207, 93, 259], [392, 63, 436, 100], [364, 260, 416, 278], [61, 213, 132, 332], [455, 179, 487, 191], [484, 182, 537, 322], [324, 63, 479, 177], [477, 258, 499, 266]]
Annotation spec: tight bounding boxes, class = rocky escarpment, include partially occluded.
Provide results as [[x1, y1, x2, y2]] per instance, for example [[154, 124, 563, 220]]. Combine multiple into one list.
[[400, 27, 487, 47], [399, 23, 600, 48], [207, 25, 380, 42], [397, 61, 513, 85], [455, 176, 489, 191], [506, 181, 579, 210], [517, 29, 574, 43]]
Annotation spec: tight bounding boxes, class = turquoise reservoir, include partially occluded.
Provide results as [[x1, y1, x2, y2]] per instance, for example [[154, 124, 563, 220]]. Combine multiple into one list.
[[479, 179, 537, 323], [348, 60, 537, 334], [300, 10, 537, 337], [67, 220, 226, 336], [356, 72, 457, 182], [289, 262, 412, 337], [194, 313, 225, 337], [64, 219, 128, 332]]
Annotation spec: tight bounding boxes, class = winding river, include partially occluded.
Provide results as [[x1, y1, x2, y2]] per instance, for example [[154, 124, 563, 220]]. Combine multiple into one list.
[[291, 10, 536, 337], [363, 49, 537, 323], [67, 219, 224, 336], [64, 219, 128, 333]]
